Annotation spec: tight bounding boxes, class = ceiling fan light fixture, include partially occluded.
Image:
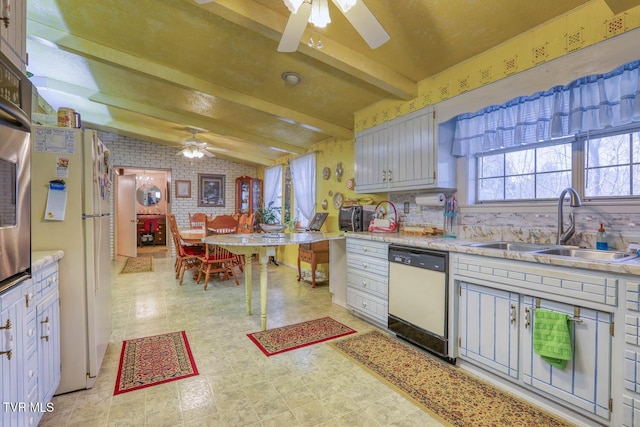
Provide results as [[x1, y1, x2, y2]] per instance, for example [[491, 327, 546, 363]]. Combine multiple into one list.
[[182, 147, 204, 159], [283, 0, 304, 13], [309, 0, 331, 27], [332, 0, 356, 13], [282, 71, 302, 85]]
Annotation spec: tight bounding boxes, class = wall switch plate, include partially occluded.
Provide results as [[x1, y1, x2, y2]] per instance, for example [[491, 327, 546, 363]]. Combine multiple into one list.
[[404, 202, 410, 213]]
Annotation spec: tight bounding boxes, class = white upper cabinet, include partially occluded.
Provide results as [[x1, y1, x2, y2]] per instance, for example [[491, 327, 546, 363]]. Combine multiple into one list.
[[355, 107, 456, 193], [0, 0, 26, 72]]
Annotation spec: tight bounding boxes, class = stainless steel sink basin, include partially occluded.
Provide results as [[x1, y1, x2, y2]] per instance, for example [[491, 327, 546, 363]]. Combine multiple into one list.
[[467, 241, 557, 251], [534, 247, 637, 261]]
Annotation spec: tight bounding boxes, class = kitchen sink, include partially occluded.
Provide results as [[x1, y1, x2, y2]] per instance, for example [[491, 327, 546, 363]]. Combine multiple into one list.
[[466, 241, 558, 252], [534, 247, 637, 261]]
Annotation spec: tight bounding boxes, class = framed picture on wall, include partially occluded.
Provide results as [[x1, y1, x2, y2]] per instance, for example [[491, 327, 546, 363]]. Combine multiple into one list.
[[198, 174, 226, 207], [175, 180, 191, 198]]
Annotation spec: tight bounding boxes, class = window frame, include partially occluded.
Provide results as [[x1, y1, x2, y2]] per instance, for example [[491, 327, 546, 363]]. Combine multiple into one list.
[[474, 123, 640, 204]]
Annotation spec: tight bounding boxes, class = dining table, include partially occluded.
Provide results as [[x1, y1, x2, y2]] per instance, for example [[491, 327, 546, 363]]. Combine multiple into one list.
[[179, 228, 207, 244], [201, 231, 345, 330]]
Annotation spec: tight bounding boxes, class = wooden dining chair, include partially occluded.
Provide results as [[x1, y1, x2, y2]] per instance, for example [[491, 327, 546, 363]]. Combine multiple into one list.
[[168, 214, 203, 285], [196, 243, 240, 290], [207, 214, 238, 235], [189, 212, 208, 230], [237, 213, 256, 234]]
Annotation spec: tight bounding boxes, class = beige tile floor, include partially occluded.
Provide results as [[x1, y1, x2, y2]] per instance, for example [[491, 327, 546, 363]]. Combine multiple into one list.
[[39, 251, 444, 427]]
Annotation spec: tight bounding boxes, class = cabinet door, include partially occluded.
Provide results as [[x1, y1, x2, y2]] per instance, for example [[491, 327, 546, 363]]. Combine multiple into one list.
[[521, 296, 612, 421], [0, 288, 25, 427], [355, 126, 388, 192], [387, 111, 435, 189], [458, 282, 519, 379], [37, 291, 61, 405]]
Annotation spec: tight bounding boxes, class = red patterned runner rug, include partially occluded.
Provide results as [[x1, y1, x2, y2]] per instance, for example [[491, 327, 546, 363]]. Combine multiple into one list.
[[114, 331, 199, 395], [247, 317, 356, 356], [332, 330, 574, 427]]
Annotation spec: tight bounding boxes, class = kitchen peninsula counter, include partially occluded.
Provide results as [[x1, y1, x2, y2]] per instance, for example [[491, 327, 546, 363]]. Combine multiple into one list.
[[202, 232, 345, 329], [344, 232, 640, 276]]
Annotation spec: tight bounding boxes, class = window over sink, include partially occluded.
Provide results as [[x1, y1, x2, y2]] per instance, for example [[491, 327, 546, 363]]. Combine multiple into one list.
[[476, 126, 640, 202]]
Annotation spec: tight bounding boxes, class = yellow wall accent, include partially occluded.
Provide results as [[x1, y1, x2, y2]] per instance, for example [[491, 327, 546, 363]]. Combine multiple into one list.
[[355, 0, 640, 132], [258, 136, 379, 270]]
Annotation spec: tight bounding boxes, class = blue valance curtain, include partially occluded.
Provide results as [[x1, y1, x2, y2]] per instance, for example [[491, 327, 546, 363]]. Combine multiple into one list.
[[452, 59, 640, 156]]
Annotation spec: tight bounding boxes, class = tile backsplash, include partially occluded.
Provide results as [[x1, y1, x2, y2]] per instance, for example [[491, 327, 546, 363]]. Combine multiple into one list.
[[390, 192, 640, 251]]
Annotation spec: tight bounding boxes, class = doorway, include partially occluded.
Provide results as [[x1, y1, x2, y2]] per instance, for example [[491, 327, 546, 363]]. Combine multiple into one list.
[[114, 167, 171, 258]]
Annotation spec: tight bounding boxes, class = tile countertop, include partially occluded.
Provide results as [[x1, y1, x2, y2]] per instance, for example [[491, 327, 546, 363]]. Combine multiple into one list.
[[32, 250, 65, 271], [345, 232, 640, 277]]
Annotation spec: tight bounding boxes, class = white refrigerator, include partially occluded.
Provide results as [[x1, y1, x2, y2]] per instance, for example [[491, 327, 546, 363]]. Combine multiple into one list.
[[31, 125, 112, 394]]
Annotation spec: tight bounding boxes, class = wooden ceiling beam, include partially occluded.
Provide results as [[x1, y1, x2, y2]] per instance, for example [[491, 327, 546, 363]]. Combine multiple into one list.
[[196, 0, 418, 101], [90, 93, 306, 155], [28, 19, 353, 140]]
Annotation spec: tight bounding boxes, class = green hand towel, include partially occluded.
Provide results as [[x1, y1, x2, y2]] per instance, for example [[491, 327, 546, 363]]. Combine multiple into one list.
[[533, 308, 572, 369]]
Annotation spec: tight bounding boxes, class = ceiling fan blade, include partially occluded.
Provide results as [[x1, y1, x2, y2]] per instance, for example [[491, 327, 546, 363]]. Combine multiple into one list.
[[338, 0, 390, 49], [277, 2, 312, 53], [202, 149, 216, 158], [193, 0, 215, 4], [175, 148, 187, 156]]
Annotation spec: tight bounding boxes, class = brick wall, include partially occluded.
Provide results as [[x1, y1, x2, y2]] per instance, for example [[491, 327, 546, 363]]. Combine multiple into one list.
[[96, 130, 257, 258]]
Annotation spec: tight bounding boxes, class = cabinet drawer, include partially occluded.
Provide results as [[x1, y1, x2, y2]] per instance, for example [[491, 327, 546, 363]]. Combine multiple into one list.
[[299, 250, 313, 263], [347, 253, 388, 278], [347, 287, 388, 324], [25, 347, 38, 396], [346, 239, 388, 260], [347, 271, 388, 299], [25, 313, 37, 355]]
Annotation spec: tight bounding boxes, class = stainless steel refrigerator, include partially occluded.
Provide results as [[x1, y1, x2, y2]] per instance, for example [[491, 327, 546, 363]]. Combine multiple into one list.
[[31, 125, 112, 394]]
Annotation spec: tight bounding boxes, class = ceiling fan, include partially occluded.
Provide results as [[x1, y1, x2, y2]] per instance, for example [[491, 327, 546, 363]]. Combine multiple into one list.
[[193, 0, 389, 53], [176, 129, 215, 159], [278, 0, 390, 52]]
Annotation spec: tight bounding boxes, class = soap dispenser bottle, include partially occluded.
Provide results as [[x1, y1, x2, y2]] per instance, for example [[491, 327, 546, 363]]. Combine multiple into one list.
[[596, 223, 608, 250]]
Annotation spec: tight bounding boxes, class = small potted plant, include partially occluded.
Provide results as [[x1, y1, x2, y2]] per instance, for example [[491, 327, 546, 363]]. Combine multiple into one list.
[[257, 205, 286, 233]]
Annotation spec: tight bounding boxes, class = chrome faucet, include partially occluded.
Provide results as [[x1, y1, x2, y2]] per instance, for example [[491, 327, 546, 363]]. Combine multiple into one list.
[[556, 187, 582, 245]]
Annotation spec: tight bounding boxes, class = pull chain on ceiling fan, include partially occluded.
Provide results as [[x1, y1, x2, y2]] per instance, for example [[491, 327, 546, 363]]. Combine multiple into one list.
[[278, 0, 389, 53]]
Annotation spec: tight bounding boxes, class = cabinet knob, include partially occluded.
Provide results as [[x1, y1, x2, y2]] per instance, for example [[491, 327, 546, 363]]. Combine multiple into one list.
[[362, 301, 367, 307], [362, 280, 367, 287], [29, 369, 34, 378]]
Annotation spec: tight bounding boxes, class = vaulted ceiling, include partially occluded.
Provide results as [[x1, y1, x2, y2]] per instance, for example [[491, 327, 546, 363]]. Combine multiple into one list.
[[26, 0, 636, 166]]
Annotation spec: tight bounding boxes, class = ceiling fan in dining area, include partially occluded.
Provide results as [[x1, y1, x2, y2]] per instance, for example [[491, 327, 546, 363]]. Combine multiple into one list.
[[193, 0, 390, 53], [176, 129, 215, 159]]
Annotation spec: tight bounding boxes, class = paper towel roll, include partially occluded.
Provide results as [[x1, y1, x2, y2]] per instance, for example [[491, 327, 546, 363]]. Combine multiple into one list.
[[416, 193, 445, 207]]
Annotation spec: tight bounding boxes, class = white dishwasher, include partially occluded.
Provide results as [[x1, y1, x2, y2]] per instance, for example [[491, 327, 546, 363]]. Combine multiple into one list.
[[388, 245, 454, 363]]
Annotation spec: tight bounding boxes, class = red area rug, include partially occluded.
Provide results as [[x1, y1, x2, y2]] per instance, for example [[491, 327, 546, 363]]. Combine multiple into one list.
[[332, 330, 574, 427], [114, 331, 198, 395], [247, 317, 356, 356]]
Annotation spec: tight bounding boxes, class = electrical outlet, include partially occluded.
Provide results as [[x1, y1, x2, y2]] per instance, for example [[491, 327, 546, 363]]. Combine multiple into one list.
[[404, 202, 410, 213]]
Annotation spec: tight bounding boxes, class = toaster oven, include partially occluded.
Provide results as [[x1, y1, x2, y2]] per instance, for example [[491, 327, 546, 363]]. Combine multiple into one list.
[[338, 205, 375, 232]]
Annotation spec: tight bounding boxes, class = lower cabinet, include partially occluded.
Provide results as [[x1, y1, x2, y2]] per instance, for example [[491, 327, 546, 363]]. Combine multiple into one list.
[[346, 239, 389, 326], [0, 259, 60, 426], [459, 281, 612, 423], [0, 284, 25, 427]]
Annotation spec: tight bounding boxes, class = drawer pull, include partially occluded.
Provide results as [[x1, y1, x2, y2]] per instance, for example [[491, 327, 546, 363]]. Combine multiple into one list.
[[1, 319, 13, 360], [362, 263, 368, 268], [41, 316, 50, 342]]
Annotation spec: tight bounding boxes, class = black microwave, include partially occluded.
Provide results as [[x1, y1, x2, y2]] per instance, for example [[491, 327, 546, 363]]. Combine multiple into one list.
[[338, 205, 376, 232]]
